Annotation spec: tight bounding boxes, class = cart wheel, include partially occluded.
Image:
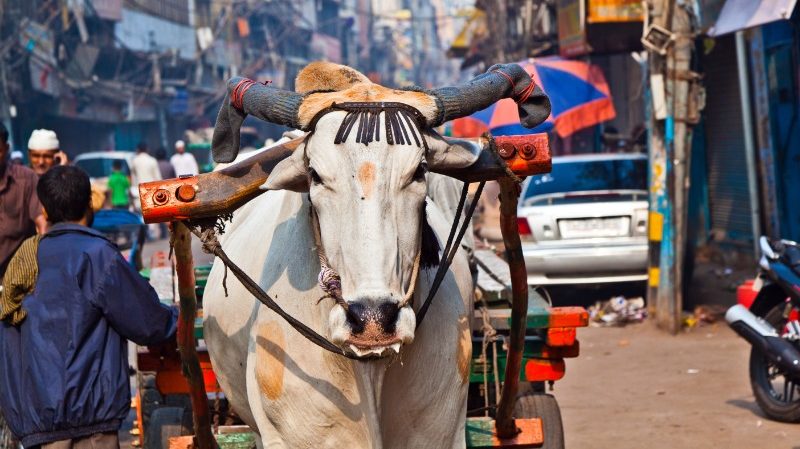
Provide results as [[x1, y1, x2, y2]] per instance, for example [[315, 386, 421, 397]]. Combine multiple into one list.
[[514, 392, 564, 449], [144, 407, 192, 449]]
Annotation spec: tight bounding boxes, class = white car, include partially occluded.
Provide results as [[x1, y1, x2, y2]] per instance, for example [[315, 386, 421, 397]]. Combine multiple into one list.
[[518, 153, 649, 285], [73, 151, 138, 206]]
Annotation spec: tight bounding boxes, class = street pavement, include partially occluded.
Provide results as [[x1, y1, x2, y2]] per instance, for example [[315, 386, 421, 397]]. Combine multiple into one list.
[[558, 322, 798, 449]]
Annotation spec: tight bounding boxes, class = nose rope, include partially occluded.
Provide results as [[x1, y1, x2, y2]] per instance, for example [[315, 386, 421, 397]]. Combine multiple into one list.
[[309, 206, 349, 311], [309, 203, 422, 310], [397, 250, 421, 308]]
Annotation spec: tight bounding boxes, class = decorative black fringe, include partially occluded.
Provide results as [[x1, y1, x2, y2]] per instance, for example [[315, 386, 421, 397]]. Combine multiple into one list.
[[420, 206, 441, 269], [333, 104, 423, 146]]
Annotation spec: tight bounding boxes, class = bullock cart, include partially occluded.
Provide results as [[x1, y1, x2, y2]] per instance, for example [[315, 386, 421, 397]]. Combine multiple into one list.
[[467, 249, 588, 448], [136, 61, 584, 449], [134, 129, 585, 449], [133, 259, 228, 449], [133, 256, 586, 449]]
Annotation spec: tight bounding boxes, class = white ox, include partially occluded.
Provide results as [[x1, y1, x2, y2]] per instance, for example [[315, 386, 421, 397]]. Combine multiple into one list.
[[202, 62, 550, 448]]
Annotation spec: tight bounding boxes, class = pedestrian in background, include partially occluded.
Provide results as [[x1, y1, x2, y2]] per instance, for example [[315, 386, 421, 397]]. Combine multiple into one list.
[[0, 123, 45, 449], [130, 142, 161, 238], [27, 129, 68, 176], [169, 140, 199, 176], [155, 147, 176, 179], [107, 160, 130, 210], [9, 151, 23, 165], [130, 142, 161, 186], [0, 166, 177, 449], [0, 123, 46, 276]]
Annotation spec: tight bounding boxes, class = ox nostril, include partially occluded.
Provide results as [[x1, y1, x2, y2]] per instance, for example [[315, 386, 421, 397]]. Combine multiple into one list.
[[344, 300, 400, 335], [345, 302, 366, 334], [377, 302, 399, 334]]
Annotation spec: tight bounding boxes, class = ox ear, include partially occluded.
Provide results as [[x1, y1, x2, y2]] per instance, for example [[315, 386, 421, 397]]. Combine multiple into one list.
[[260, 144, 310, 192], [423, 131, 482, 171]]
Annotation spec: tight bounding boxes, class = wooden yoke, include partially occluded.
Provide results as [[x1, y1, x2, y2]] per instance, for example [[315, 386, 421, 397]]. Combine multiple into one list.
[[140, 137, 304, 223], [139, 133, 550, 224]]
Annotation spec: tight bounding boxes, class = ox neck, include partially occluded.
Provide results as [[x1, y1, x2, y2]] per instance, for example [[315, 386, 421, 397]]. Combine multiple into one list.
[[353, 359, 389, 446]]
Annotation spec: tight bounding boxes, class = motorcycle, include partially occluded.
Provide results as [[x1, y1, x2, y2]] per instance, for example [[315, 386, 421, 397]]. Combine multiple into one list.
[[726, 236, 800, 422]]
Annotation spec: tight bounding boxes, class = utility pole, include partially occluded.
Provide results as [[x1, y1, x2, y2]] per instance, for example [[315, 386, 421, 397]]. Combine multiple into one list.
[[482, 0, 508, 63], [150, 52, 168, 150], [645, 0, 697, 333]]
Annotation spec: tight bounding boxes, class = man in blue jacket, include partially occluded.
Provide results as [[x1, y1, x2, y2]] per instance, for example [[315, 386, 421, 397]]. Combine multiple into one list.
[[0, 165, 178, 449]]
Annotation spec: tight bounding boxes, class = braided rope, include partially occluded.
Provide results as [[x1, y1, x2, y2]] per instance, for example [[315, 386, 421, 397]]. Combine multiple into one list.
[[483, 134, 523, 184], [309, 206, 350, 310], [199, 228, 229, 297]]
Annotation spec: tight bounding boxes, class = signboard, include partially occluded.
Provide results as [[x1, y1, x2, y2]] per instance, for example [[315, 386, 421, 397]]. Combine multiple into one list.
[[168, 88, 189, 115], [587, 0, 645, 23], [709, 0, 798, 36], [20, 20, 56, 65], [114, 8, 196, 60], [29, 58, 62, 97], [557, 0, 590, 57]]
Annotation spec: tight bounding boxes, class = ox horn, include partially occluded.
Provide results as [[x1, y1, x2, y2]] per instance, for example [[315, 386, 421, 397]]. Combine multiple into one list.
[[427, 63, 551, 129], [212, 77, 304, 163]]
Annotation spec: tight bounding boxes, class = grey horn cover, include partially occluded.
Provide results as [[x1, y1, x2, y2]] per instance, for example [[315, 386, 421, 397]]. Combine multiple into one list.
[[427, 63, 551, 129], [212, 77, 304, 163]]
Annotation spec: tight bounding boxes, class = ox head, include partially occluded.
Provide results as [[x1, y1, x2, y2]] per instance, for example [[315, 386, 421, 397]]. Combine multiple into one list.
[[212, 62, 550, 357]]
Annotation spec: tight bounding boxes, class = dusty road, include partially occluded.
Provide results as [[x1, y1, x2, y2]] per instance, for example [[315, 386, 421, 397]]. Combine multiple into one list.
[[556, 322, 799, 449]]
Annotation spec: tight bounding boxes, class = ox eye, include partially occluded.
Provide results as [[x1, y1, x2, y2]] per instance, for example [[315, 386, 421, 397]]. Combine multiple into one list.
[[309, 167, 323, 185], [412, 162, 427, 182]]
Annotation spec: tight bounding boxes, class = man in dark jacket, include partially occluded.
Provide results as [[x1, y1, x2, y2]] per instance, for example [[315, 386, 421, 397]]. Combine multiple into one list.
[[0, 165, 178, 449]]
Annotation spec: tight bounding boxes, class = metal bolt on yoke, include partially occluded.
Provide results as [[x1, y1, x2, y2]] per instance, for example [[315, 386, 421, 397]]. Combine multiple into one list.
[[176, 184, 197, 202], [153, 189, 170, 206]]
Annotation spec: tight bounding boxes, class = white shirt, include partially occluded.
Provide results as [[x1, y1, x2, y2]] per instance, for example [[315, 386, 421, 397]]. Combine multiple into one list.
[[131, 153, 162, 185], [170, 152, 199, 176]]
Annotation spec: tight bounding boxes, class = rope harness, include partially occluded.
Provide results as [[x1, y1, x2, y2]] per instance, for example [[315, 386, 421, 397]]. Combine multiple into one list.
[[189, 180, 479, 361], [188, 102, 495, 360]]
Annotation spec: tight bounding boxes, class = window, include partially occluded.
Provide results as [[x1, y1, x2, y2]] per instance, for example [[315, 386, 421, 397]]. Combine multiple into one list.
[[75, 158, 131, 178], [524, 157, 647, 200]]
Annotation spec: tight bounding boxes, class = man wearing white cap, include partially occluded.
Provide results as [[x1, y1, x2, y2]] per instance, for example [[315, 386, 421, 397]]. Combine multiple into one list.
[[9, 151, 23, 165], [169, 140, 199, 177], [27, 129, 68, 176]]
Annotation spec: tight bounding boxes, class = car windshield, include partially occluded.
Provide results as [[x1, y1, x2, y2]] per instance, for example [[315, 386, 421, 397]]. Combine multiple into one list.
[[523, 157, 647, 204], [75, 157, 130, 178]]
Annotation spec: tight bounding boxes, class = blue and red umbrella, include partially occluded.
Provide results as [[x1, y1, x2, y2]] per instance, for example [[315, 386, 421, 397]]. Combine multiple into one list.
[[450, 57, 616, 137]]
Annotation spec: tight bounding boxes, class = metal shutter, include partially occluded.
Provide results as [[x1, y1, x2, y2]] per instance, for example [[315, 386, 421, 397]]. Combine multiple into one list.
[[703, 35, 753, 241]]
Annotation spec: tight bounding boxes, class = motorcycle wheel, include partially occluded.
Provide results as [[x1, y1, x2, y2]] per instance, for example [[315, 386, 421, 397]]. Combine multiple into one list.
[[749, 303, 800, 423]]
